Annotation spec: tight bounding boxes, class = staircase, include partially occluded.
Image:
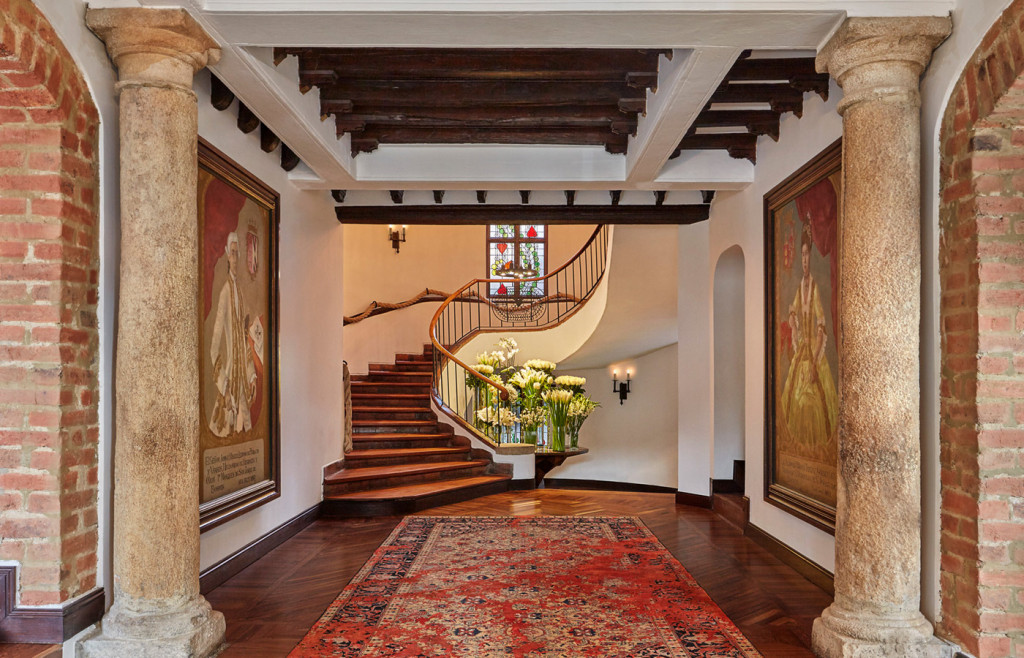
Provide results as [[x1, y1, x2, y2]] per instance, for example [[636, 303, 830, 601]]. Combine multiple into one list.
[[322, 345, 513, 516]]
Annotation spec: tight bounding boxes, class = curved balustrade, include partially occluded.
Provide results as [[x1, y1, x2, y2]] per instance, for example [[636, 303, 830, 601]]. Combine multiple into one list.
[[429, 225, 611, 450]]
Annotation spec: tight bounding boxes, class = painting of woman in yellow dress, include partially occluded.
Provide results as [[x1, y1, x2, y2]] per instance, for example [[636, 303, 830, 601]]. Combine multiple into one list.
[[780, 227, 838, 450], [765, 139, 841, 528]]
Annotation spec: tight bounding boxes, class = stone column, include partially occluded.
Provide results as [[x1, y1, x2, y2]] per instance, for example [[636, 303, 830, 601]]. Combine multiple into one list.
[[812, 17, 950, 658], [82, 9, 224, 657]]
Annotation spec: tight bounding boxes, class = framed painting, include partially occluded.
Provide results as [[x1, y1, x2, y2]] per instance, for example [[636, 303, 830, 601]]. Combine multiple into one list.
[[198, 139, 281, 531], [763, 139, 841, 534]]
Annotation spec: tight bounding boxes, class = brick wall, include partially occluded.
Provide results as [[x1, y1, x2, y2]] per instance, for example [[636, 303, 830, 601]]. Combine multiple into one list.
[[939, 1, 1024, 655], [0, 0, 100, 606]]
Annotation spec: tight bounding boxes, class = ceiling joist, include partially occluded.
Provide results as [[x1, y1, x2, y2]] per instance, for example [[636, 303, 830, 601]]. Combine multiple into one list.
[[334, 204, 710, 225]]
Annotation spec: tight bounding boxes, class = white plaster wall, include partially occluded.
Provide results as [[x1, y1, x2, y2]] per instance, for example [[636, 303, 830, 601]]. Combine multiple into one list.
[[548, 343, 679, 489], [917, 0, 1015, 623], [194, 70, 345, 570], [713, 245, 745, 481], [705, 81, 842, 572], [33, 0, 121, 609], [677, 222, 712, 497]]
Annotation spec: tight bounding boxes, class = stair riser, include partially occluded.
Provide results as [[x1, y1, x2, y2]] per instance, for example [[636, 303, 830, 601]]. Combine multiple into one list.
[[395, 353, 433, 363], [352, 410, 436, 421], [355, 374, 433, 384], [354, 424, 440, 435], [351, 384, 432, 395], [369, 363, 433, 373], [345, 451, 471, 468], [352, 437, 453, 449], [324, 464, 489, 496], [351, 395, 431, 408]]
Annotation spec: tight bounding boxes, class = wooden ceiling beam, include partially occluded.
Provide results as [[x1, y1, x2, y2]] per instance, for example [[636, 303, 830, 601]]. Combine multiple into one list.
[[724, 57, 819, 81], [694, 110, 780, 140], [299, 66, 659, 84], [335, 204, 710, 225], [319, 80, 638, 107], [673, 133, 758, 163], [709, 83, 804, 106], [347, 125, 629, 151], [331, 105, 636, 128]]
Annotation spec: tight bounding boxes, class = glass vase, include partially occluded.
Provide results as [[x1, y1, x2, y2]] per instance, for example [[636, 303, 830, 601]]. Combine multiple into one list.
[[568, 428, 579, 449], [523, 425, 538, 445], [550, 421, 565, 452]]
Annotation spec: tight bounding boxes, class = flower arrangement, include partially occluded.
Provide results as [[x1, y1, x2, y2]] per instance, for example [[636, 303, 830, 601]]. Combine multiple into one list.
[[523, 358, 556, 373], [566, 394, 600, 449], [467, 338, 596, 448]]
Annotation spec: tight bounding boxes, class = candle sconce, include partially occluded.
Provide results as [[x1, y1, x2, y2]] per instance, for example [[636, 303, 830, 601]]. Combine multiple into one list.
[[612, 369, 631, 405]]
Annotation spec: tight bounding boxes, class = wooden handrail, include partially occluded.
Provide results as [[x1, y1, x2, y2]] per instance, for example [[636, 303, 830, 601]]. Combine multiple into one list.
[[428, 224, 607, 402]]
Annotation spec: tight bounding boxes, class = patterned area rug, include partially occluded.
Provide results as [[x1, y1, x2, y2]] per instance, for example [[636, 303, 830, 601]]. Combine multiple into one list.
[[290, 516, 762, 657]]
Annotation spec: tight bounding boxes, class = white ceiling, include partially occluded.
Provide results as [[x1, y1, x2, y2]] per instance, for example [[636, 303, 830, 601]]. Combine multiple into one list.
[[92, 0, 954, 192]]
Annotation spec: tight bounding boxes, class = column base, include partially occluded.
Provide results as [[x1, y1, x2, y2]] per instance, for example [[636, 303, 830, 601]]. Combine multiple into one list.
[[812, 604, 954, 658], [78, 595, 225, 658]]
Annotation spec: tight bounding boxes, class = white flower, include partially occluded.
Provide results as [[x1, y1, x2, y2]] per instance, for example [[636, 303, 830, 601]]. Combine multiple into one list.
[[470, 364, 494, 376], [555, 376, 586, 388], [523, 359, 556, 372], [498, 407, 517, 427], [543, 389, 573, 404], [533, 382, 541, 390]]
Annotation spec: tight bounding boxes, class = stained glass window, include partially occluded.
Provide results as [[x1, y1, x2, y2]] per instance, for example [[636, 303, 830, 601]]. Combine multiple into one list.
[[487, 224, 546, 297]]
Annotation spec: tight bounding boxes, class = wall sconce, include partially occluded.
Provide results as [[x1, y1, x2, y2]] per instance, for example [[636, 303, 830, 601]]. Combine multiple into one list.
[[388, 225, 407, 253], [612, 369, 631, 405]]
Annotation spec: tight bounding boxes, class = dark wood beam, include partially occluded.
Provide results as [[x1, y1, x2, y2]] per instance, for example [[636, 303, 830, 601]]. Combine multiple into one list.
[[693, 110, 780, 141], [701, 190, 716, 205], [709, 83, 804, 106], [674, 133, 758, 163], [237, 102, 260, 134], [564, 190, 575, 206], [281, 48, 668, 80], [654, 191, 666, 206], [260, 125, 280, 153], [280, 145, 300, 172], [321, 99, 354, 115], [725, 57, 819, 81], [610, 190, 621, 206], [389, 190, 404, 204], [348, 126, 628, 154], [433, 190, 445, 204], [476, 190, 487, 204], [331, 189, 346, 203], [520, 190, 530, 204], [331, 106, 636, 131], [320, 80, 639, 107], [335, 204, 710, 225], [210, 75, 234, 111]]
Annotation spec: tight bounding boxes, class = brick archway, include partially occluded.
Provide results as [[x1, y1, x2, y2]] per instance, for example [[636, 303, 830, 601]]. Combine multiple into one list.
[[939, 2, 1024, 656], [0, 0, 101, 618]]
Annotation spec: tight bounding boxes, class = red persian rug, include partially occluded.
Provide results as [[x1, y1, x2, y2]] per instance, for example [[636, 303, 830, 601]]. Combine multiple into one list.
[[290, 516, 762, 657]]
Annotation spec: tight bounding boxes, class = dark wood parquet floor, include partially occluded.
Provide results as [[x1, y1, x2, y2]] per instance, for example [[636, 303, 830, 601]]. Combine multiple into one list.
[[208, 489, 831, 657]]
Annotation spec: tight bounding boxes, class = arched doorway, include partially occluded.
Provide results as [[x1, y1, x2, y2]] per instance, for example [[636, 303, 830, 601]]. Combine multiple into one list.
[[712, 245, 745, 493], [937, 1, 1024, 654], [0, 0, 102, 639]]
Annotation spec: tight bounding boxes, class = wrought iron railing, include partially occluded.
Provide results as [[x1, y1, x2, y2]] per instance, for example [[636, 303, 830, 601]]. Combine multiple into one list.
[[429, 225, 610, 448]]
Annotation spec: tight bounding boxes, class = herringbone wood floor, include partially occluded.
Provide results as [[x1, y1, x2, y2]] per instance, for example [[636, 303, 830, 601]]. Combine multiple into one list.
[[208, 489, 830, 657]]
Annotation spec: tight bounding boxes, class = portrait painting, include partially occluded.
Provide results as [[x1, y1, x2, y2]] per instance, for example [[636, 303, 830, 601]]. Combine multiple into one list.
[[198, 139, 280, 531], [763, 139, 841, 533]]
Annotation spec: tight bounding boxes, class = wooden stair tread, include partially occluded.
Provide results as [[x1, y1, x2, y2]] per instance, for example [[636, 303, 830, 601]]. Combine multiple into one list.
[[325, 460, 489, 483], [352, 432, 452, 440], [325, 474, 512, 501], [353, 419, 437, 427], [352, 381, 430, 387], [346, 447, 469, 460], [350, 406, 433, 413]]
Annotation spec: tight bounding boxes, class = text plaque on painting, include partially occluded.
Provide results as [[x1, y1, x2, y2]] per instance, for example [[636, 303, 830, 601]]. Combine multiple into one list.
[[763, 139, 841, 533], [198, 139, 281, 531]]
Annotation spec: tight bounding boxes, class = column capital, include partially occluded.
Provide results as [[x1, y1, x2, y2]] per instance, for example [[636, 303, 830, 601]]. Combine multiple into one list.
[[816, 16, 951, 113], [86, 8, 220, 89]]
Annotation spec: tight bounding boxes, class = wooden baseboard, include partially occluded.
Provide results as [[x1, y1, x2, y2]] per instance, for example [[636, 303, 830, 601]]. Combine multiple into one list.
[[675, 491, 713, 508], [543, 478, 677, 494], [200, 504, 320, 595], [0, 566, 104, 643], [508, 479, 536, 491], [745, 523, 834, 596]]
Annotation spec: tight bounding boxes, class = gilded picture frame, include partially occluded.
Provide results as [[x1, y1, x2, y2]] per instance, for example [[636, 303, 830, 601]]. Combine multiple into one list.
[[763, 139, 841, 534], [198, 139, 281, 532]]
